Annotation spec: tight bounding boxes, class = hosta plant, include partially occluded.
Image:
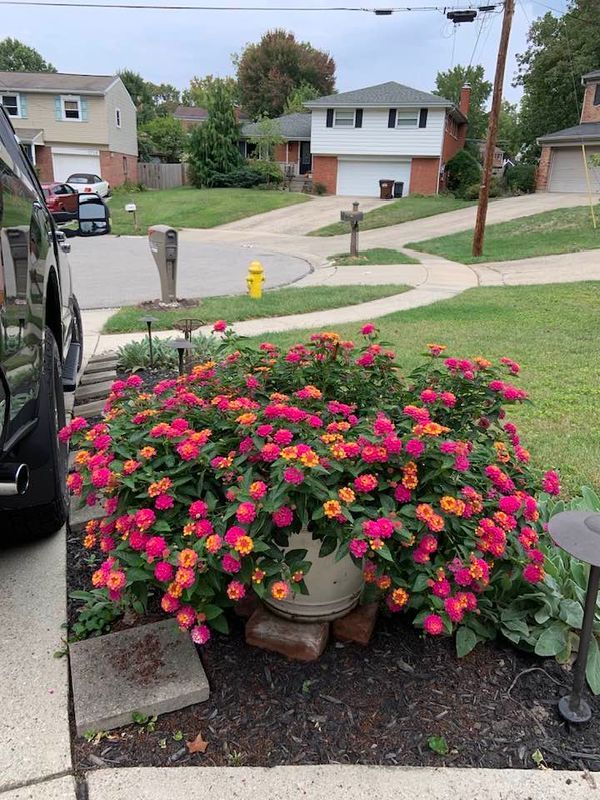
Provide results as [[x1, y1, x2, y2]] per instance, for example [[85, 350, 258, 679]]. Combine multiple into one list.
[[64, 324, 560, 653]]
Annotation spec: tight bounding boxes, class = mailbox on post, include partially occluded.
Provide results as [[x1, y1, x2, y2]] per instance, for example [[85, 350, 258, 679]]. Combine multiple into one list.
[[340, 201, 364, 257], [148, 225, 178, 305]]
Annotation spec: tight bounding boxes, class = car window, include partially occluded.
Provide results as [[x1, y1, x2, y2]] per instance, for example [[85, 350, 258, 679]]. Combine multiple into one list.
[[93, 175, 102, 183], [54, 184, 67, 195], [42, 187, 51, 198], [67, 174, 89, 184]]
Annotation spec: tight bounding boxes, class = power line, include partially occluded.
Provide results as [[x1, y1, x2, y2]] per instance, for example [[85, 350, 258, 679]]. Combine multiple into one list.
[[0, 0, 498, 11]]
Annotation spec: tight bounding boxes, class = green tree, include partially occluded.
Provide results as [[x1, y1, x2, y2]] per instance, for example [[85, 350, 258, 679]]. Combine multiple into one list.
[[433, 64, 492, 141], [283, 82, 320, 115], [236, 29, 335, 119], [247, 115, 284, 160], [182, 74, 239, 107], [139, 116, 187, 162], [515, 2, 598, 160], [0, 37, 56, 72], [187, 81, 243, 186], [148, 82, 181, 116], [497, 100, 523, 159], [118, 69, 156, 124]]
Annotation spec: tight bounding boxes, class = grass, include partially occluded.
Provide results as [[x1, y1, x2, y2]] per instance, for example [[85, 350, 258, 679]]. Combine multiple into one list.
[[309, 195, 475, 237], [408, 205, 600, 264], [103, 284, 411, 333], [243, 282, 600, 496], [108, 186, 310, 235], [330, 248, 420, 266]]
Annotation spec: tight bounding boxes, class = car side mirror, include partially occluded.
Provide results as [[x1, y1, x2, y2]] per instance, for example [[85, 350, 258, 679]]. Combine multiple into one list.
[[76, 193, 110, 236]]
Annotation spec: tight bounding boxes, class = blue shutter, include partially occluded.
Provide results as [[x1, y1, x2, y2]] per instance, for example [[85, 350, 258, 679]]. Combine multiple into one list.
[[55, 95, 62, 120], [80, 97, 89, 121], [19, 94, 28, 118]]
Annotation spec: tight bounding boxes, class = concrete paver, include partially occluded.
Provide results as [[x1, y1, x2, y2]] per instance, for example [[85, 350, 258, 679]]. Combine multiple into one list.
[[472, 248, 600, 286], [85, 765, 598, 800], [0, 530, 71, 791], [0, 776, 77, 800]]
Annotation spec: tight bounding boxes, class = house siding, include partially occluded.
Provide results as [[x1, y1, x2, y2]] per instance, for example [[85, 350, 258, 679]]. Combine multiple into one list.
[[581, 82, 600, 123], [310, 107, 446, 157], [105, 79, 138, 156], [14, 92, 109, 145]]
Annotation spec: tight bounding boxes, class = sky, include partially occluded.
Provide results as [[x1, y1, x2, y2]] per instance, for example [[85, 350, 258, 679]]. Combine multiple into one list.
[[2, 0, 569, 105]]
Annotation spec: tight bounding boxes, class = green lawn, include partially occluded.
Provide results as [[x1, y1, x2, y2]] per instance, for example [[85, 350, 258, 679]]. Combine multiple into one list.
[[330, 248, 420, 266], [103, 284, 411, 333], [309, 195, 475, 237], [408, 205, 600, 264], [108, 186, 310, 235], [244, 282, 600, 496]]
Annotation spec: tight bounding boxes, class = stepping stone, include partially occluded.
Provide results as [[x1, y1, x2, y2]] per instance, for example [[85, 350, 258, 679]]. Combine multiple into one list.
[[245, 605, 329, 661], [75, 380, 114, 403], [86, 359, 118, 374], [69, 619, 210, 736], [73, 399, 105, 419], [332, 602, 379, 646], [88, 351, 117, 364], [70, 503, 105, 532], [80, 370, 116, 386]]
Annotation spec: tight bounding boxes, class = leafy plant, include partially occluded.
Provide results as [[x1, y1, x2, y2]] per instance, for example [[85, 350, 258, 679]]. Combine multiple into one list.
[[505, 163, 536, 194], [428, 735, 449, 755], [116, 334, 222, 372], [313, 182, 327, 196], [446, 150, 481, 198]]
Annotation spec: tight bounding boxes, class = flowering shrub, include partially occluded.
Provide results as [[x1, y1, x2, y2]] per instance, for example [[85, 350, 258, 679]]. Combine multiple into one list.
[[64, 324, 560, 654]]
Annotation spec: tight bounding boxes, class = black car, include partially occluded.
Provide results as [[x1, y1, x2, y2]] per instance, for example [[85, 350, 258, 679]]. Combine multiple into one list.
[[0, 107, 104, 538]]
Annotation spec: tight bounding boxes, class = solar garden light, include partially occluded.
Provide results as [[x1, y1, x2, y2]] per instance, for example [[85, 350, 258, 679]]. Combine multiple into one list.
[[548, 510, 600, 723], [167, 338, 194, 376], [140, 315, 159, 368]]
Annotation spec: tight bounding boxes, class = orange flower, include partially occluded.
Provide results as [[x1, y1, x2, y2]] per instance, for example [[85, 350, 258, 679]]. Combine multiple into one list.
[[299, 450, 319, 468], [252, 568, 266, 584], [270, 581, 290, 600], [178, 548, 198, 568], [74, 450, 90, 466], [236, 412, 257, 425], [377, 575, 392, 590], [440, 496, 466, 516], [139, 446, 157, 459], [323, 499, 342, 518], [83, 533, 96, 549], [234, 535, 254, 556], [281, 446, 298, 460], [338, 486, 356, 504], [391, 587, 409, 607], [412, 422, 450, 437]]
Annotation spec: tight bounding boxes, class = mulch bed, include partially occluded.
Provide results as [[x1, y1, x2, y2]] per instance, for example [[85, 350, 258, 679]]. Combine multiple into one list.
[[67, 527, 600, 774]]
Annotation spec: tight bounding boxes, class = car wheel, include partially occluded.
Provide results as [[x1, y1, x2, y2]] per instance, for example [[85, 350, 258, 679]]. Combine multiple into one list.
[[72, 295, 84, 371], [0, 328, 69, 540]]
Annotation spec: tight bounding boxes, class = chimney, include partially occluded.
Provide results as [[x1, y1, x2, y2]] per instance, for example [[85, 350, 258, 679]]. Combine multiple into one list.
[[459, 83, 471, 117]]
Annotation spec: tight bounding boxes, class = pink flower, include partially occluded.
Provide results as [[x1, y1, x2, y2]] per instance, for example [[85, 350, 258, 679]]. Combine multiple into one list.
[[195, 519, 214, 538], [256, 424, 274, 437], [213, 320, 227, 333], [191, 624, 211, 645], [523, 563, 545, 583], [226, 580, 246, 601], [189, 500, 208, 519], [222, 554, 241, 574], [361, 323, 376, 335], [274, 429, 293, 445], [283, 467, 304, 485], [91, 467, 111, 488], [444, 596, 464, 623], [176, 605, 196, 629], [354, 474, 378, 493], [146, 536, 168, 560], [542, 470, 560, 496], [349, 538, 368, 558], [405, 438, 425, 458], [432, 579, 451, 598], [224, 526, 245, 546], [236, 501, 256, 524], [154, 561, 174, 582], [135, 508, 156, 531], [260, 443, 281, 462], [498, 496, 521, 514], [155, 494, 174, 510], [161, 593, 180, 613], [423, 614, 444, 635], [440, 391, 456, 408], [420, 389, 438, 405], [272, 506, 294, 528], [249, 481, 268, 500]]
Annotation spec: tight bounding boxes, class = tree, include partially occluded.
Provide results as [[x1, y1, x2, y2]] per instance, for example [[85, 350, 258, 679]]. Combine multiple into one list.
[[247, 116, 284, 160], [182, 75, 239, 107], [148, 83, 181, 116], [236, 29, 335, 119], [283, 82, 319, 115], [187, 81, 243, 186], [118, 69, 156, 124], [497, 100, 523, 158], [0, 38, 56, 72], [139, 116, 187, 162], [433, 64, 492, 141], [515, 2, 599, 160]]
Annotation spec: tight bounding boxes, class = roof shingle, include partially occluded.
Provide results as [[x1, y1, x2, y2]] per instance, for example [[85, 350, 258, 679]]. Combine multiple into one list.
[[0, 71, 116, 93], [538, 122, 600, 144], [305, 81, 452, 108], [241, 112, 311, 140]]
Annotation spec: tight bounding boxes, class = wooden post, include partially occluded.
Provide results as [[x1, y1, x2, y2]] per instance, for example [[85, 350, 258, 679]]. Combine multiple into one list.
[[472, 0, 515, 257]]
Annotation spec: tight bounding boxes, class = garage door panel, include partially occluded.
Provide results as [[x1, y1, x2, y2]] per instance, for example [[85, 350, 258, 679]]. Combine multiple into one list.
[[337, 160, 411, 197], [548, 146, 600, 193], [52, 150, 101, 182]]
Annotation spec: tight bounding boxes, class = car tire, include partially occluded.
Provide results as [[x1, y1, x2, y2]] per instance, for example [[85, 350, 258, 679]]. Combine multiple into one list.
[[0, 328, 69, 540], [72, 295, 84, 371]]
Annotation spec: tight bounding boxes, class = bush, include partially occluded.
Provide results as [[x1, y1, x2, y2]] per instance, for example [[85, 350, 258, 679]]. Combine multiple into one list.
[[207, 167, 265, 188], [463, 176, 504, 201], [313, 182, 327, 196], [505, 163, 536, 194], [246, 159, 284, 186], [446, 150, 481, 198], [116, 334, 224, 372], [64, 324, 560, 656]]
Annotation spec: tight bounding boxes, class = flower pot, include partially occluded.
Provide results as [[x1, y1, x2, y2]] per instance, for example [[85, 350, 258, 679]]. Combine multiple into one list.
[[264, 528, 363, 622]]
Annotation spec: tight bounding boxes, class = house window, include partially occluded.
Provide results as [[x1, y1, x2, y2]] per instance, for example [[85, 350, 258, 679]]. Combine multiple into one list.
[[594, 83, 600, 106], [334, 110, 355, 127], [1, 94, 20, 117], [62, 96, 81, 120], [115, 108, 121, 128], [396, 110, 419, 127]]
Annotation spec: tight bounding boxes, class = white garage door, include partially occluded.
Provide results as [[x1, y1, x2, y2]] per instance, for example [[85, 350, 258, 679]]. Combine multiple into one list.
[[337, 159, 411, 197], [52, 148, 101, 182], [548, 146, 600, 193]]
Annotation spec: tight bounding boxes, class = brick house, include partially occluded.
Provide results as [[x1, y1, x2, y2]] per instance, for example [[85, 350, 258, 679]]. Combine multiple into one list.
[[537, 69, 600, 192], [0, 71, 138, 185], [241, 113, 312, 175]]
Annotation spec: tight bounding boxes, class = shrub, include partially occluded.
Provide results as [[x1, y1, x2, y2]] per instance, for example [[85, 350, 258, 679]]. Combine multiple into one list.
[[505, 163, 536, 194], [116, 334, 224, 372], [246, 159, 283, 186], [206, 167, 264, 189], [446, 150, 481, 198], [64, 325, 559, 654], [313, 182, 327, 196], [463, 176, 504, 201]]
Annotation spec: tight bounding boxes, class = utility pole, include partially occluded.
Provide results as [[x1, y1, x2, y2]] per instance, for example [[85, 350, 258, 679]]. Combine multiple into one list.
[[472, 0, 515, 257]]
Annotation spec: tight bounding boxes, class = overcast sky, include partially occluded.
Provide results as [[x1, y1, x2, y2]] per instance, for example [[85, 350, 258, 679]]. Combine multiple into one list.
[[4, 0, 568, 105]]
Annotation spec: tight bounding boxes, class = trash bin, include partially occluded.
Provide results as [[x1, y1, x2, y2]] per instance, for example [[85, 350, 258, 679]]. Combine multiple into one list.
[[379, 179, 394, 200], [393, 181, 404, 198]]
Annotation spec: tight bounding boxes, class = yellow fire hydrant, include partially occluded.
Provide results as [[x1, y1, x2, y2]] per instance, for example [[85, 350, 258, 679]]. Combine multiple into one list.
[[246, 260, 265, 299]]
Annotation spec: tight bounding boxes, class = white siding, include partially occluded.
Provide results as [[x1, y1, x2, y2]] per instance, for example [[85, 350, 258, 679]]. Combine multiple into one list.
[[105, 78, 138, 156], [310, 107, 446, 157]]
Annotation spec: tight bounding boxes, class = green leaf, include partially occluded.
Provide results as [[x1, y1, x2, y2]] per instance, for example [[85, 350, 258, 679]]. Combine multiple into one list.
[[427, 735, 449, 755], [582, 486, 600, 512], [153, 520, 171, 533], [411, 574, 429, 593], [202, 604, 223, 620], [126, 568, 151, 583], [534, 622, 568, 657], [586, 635, 600, 695], [456, 626, 478, 658], [318, 537, 337, 558], [559, 599, 584, 629], [69, 590, 95, 601], [209, 613, 229, 635]]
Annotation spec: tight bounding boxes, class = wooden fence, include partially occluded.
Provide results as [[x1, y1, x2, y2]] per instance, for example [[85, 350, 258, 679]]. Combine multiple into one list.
[[137, 162, 189, 190]]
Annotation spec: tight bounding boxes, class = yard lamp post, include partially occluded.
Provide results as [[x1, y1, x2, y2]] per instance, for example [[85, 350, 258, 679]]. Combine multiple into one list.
[[140, 315, 159, 369], [548, 510, 600, 723], [167, 338, 194, 376]]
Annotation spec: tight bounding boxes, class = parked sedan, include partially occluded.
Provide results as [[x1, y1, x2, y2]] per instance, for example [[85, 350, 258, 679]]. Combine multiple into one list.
[[66, 173, 111, 198], [42, 182, 79, 219]]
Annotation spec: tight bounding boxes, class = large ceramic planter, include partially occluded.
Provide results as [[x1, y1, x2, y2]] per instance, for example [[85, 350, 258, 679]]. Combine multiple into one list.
[[264, 528, 363, 622]]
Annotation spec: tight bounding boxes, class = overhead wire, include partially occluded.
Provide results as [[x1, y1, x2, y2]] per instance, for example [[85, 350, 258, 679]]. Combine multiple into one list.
[[0, 0, 497, 10]]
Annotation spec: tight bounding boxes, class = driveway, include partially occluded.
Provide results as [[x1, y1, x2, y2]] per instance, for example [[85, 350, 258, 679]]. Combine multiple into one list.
[[69, 236, 312, 309]]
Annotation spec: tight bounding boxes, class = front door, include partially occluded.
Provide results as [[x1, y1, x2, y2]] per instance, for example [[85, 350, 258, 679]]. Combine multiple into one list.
[[299, 141, 312, 174]]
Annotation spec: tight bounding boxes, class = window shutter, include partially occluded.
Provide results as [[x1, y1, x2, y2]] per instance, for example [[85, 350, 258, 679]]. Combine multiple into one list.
[[55, 95, 62, 120], [19, 94, 28, 119], [355, 108, 363, 128], [326, 108, 334, 127], [388, 108, 397, 128], [81, 98, 89, 121], [419, 108, 428, 128]]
